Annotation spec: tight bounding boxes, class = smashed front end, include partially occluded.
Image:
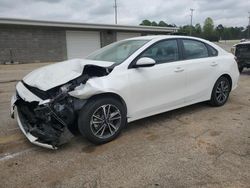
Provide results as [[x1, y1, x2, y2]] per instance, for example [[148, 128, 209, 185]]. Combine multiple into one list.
[[11, 62, 113, 149], [11, 81, 84, 149]]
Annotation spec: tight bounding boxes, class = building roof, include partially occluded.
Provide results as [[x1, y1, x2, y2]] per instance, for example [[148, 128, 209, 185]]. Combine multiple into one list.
[[0, 18, 178, 33]]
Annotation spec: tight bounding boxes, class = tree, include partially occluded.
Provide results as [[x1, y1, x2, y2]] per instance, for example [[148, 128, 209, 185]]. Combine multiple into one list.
[[158, 21, 168, 27], [140, 20, 151, 26], [203, 17, 214, 38], [194, 23, 202, 37], [139, 18, 246, 40], [178, 25, 191, 35], [139, 19, 176, 27], [151, 21, 158, 26], [203, 17, 218, 41], [169, 24, 176, 27], [216, 24, 224, 40]]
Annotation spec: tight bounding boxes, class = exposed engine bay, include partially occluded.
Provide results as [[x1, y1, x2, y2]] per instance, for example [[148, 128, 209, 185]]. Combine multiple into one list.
[[12, 62, 114, 149]]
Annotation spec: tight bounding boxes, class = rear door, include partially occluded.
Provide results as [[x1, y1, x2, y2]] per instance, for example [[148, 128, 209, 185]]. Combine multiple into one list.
[[180, 39, 219, 103]]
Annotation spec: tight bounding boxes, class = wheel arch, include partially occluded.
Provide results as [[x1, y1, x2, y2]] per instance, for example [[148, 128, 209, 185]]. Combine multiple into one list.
[[88, 92, 128, 115], [209, 73, 233, 99], [220, 74, 232, 91]]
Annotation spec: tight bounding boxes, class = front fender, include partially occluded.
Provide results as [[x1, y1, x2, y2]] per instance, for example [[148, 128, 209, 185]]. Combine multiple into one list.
[[68, 77, 127, 102]]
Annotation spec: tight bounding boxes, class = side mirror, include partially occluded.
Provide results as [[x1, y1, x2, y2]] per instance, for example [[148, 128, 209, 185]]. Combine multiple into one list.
[[134, 57, 156, 68]]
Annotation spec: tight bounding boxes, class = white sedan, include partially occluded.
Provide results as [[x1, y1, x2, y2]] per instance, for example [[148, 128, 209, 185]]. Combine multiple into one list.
[[11, 35, 239, 149]]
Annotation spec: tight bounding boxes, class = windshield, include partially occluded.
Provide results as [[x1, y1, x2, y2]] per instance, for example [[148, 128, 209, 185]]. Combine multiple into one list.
[[86, 39, 149, 64]]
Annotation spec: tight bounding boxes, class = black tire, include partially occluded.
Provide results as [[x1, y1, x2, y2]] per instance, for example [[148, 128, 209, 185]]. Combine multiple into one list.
[[210, 76, 231, 107], [238, 66, 244, 73], [78, 96, 126, 144]]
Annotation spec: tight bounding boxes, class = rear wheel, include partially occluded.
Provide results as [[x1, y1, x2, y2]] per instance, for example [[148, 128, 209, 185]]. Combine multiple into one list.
[[210, 76, 231, 106], [78, 96, 126, 144]]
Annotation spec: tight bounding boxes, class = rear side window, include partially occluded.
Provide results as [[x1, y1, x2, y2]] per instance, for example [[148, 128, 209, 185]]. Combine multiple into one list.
[[207, 45, 218, 56], [139, 40, 179, 64], [182, 39, 209, 59]]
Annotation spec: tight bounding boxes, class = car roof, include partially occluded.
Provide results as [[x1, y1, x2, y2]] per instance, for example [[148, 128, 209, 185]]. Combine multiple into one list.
[[125, 35, 218, 46], [125, 35, 228, 55], [126, 35, 206, 41]]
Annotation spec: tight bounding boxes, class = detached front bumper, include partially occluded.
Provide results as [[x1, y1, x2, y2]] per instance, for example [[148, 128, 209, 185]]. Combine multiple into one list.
[[11, 94, 56, 149], [16, 107, 57, 149], [11, 82, 75, 149]]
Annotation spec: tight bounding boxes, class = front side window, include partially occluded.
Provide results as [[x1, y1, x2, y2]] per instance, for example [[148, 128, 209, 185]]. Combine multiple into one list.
[[182, 39, 209, 59], [86, 40, 149, 64], [139, 40, 179, 64]]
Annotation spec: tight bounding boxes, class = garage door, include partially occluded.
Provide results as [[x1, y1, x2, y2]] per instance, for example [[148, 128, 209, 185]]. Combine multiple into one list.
[[66, 31, 100, 59], [117, 32, 141, 41]]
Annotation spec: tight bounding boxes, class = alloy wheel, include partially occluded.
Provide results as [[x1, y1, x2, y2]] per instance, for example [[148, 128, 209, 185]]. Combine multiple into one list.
[[215, 80, 230, 104], [90, 104, 122, 139]]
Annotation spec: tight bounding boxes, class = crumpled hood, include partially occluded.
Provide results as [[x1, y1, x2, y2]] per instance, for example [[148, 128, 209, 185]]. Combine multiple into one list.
[[23, 59, 114, 91]]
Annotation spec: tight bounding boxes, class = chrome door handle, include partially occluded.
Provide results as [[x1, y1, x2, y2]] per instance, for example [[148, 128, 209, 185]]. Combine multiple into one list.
[[210, 62, 218, 67], [174, 67, 184, 72]]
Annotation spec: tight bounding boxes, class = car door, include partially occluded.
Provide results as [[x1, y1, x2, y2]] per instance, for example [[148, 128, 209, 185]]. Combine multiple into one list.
[[180, 39, 219, 103], [127, 39, 187, 119]]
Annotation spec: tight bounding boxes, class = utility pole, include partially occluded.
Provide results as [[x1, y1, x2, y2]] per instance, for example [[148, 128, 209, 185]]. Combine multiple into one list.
[[114, 0, 118, 24], [190, 8, 194, 36]]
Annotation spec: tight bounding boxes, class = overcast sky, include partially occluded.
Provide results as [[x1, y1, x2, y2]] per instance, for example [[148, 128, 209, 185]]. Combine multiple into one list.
[[0, 0, 249, 27]]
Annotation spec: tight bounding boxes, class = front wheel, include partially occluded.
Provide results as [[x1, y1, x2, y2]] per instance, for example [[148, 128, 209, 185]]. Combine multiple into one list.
[[78, 96, 127, 144], [209, 76, 231, 107]]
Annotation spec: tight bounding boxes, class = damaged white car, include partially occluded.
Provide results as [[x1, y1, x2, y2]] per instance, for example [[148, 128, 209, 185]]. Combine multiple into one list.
[[11, 36, 239, 149]]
